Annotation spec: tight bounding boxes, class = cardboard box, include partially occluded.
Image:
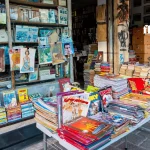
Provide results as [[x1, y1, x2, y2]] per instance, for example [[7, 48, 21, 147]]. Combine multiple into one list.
[[133, 44, 150, 54], [133, 27, 144, 36], [96, 5, 106, 23], [132, 35, 150, 45], [97, 24, 107, 42], [136, 53, 150, 63]]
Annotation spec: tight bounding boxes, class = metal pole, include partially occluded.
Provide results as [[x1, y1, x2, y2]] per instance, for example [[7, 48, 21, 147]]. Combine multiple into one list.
[[125, 136, 128, 150], [43, 133, 47, 150], [67, 0, 74, 83], [5, 0, 15, 89]]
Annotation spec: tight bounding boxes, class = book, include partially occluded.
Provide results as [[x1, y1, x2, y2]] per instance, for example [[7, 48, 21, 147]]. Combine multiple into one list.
[[63, 117, 112, 140], [58, 7, 68, 25], [29, 67, 38, 82], [9, 49, 20, 71], [38, 45, 52, 64], [62, 93, 90, 124], [3, 90, 17, 109], [88, 92, 101, 116], [58, 0, 66, 6], [18, 88, 29, 103], [50, 42, 66, 65], [58, 78, 71, 92], [0, 49, 5, 72]]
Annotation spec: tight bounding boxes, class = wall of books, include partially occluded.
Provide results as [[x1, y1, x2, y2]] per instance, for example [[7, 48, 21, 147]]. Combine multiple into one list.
[[0, 0, 74, 126]]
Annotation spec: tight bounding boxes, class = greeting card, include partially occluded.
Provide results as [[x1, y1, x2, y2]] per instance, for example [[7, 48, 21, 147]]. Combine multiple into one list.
[[50, 42, 66, 65], [20, 48, 36, 73], [38, 45, 52, 64]]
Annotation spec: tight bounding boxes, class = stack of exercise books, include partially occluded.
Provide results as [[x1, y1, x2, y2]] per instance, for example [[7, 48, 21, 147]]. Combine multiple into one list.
[[100, 62, 110, 75], [119, 64, 128, 75], [133, 65, 143, 77], [0, 107, 7, 125], [34, 99, 58, 133], [6, 105, 22, 123], [107, 100, 145, 125], [94, 63, 101, 74], [29, 93, 43, 102], [58, 117, 113, 150], [125, 64, 135, 77], [21, 102, 34, 119], [90, 112, 130, 139], [94, 75, 129, 99], [140, 67, 150, 78]]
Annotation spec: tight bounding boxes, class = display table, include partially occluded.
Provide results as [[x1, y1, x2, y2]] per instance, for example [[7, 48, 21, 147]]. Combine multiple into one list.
[[36, 116, 150, 150]]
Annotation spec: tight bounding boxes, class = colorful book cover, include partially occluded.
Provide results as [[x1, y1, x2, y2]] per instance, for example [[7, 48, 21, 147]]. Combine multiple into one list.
[[49, 9, 56, 23], [9, 49, 20, 71], [58, 7, 68, 25], [62, 93, 90, 124], [0, 49, 5, 72], [20, 48, 35, 73], [62, 37, 74, 55], [18, 88, 29, 103], [88, 92, 101, 116], [50, 42, 66, 65], [38, 45, 52, 64], [58, 78, 71, 92], [3, 90, 17, 109], [99, 86, 113, 110], [87, 54, 94, 64], [29, 67, 38, 82], [97, 51, 103, 63]]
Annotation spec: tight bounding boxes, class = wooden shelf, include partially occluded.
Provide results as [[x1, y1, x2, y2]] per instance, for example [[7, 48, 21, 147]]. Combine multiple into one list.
[[13, 42, 38, 44], [9, 0, 58, 8], [0, 42, 8, 45], [11, 20, 67, 27]]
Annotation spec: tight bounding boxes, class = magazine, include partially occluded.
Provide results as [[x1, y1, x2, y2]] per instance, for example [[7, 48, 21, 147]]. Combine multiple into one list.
[[20, 48, 36, 73], [58, 7, 68, 25], [18, 88, 29, 103], [0, 48, 5, 72]]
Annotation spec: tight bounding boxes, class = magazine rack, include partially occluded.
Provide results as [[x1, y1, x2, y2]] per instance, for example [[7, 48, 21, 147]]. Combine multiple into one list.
[[37, 116, 150, 150]]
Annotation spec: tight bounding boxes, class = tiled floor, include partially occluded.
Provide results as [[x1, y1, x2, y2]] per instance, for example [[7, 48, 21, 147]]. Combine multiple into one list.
[[1, 122, 150, 150]]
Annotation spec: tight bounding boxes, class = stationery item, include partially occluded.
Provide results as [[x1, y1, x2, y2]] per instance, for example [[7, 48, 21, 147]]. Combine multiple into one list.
[[62, 37, 74, 55], [39, 9, 49, 23], [49, 9, 56, 23], [62, 93, 90, 124], [50, 42, 66, 65], [18, 88, 29, 103], [9, 49, 20, 71], [58, 7, 68, 25], [0, 49, 5, 72], [0, 5, 6, 24], [3, 90, 17, 109], [58, 78, 71, 92], [38, 45, 52, 64], [0, 29, 8, 42], [20, 48, 36, 73], [29, 67, 38, 82], [10, 4, 18, 20], [58, 0, 67, 6]]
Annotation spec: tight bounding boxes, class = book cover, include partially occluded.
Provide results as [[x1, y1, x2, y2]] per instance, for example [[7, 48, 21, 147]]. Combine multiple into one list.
[[58, 7, 68, 25], [62, 37, 74, 55], [51, 42, 66, 65], [38, 45, 52, 65], [87, 54, 94, 64], [63, 117, 112, 140], [0, 49, 5, 72], [88, 92, 101, 116], [20, 48, 35, 73], [9, 49, 20, 71], [58, 0, 67, 6], [49, 9, 56, 23], [3, 90, 17, 109], [29, 67, 38, 82], [58, 78, 71, 92], [18, 88, 29, 103], [62, 93, 90, 124]]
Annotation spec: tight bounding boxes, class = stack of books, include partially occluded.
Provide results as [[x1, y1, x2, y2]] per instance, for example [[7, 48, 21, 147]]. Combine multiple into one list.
[[100, 62, 110, 75], [21, 102, 34, 119], [129, 50, 136, 63], [107, 100, 145, 125], [140, 67, 150, 78], [84, 70, 95, 89], [58, 117, 113, 150], [148, 70, 150, 78], [29, 93, 43, 102], [34, 99, 58, 133], [6, 105, 22, 123], [133, 65, 143, 77], [119, 64, 128, 75], [94, 63, 101, 74], [125, 64, 135, 77], [0, 107, 7, 125], [90, 112, 130, 139], [94, 75, 129, 99]]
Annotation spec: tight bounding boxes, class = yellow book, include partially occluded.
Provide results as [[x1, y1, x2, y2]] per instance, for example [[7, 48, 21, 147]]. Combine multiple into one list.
[[18, 88, 28, 103]]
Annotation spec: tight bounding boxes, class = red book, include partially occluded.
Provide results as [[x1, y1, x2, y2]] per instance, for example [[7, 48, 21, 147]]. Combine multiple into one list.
[[62, 117, 112, 140], [58, 78, 71, 92]]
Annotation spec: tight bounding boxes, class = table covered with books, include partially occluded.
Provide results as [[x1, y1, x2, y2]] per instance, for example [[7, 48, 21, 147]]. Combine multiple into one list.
[[33, 76, 150, 150]]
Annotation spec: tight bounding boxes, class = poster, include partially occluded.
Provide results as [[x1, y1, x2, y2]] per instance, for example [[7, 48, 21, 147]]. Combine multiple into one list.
[[62, 37, 74, 55], [9, 49, 20, 71], [20, 48, 36, 73], [50, 42, 66, 65], [58, 7, 68, 25], [38, 45, 52, 64]]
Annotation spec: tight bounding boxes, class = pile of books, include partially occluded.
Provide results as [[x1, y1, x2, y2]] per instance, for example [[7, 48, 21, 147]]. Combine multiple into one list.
[[129, 50, 136, 63], [21, 102, 34, 119], [119, 64, 128, 75], [90, 112, 130, 139], [140, 67, 150, 78], [29, 93, 43, 102], [34, 99, 58, 133], [133, 65, 143, 77], [94, 63, 101, 74], [94, 75, 129, 99], [84, 70, 95, 89], [107, 100, 145, 125], [58, 117, 113, 150], [100, 62, 110, 75], [125, 64, 135, 77], [6, 105, 22, 123], [0, 107, 7, 125]]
